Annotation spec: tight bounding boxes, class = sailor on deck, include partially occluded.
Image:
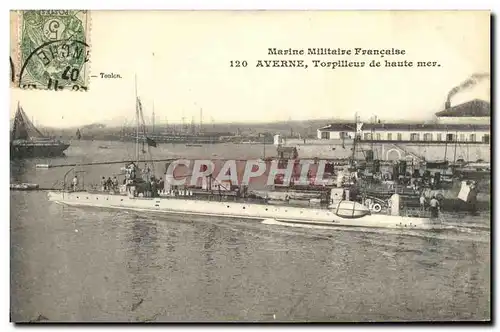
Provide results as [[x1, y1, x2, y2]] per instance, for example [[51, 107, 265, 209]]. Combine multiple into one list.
[[151, 177, 157, 197], [158, 177, 164, 195], [145, 180, 152, 197], [106, 177, 113, 191], [112, 176, 119, 190], [429, 196, 440, 218], [130, 166, 136, 180], [419, 193, 426, 211], [72, 176, 78, 191], [468, 181, 478, 213]]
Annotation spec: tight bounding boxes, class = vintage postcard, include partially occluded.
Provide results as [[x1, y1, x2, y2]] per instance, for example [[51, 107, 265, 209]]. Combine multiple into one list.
[[10, 10, 491, 323]]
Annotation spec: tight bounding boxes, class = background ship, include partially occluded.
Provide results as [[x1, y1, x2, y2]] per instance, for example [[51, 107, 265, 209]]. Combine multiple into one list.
[[10, 103, 70, 158], [120, 131, 235, 144]]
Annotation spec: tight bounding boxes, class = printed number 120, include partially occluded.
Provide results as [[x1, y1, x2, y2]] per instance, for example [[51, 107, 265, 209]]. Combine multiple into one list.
[[230, 60, 248, 67]]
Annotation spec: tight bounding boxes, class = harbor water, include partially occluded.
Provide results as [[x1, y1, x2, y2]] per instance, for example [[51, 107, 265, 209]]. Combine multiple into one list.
[[10, 141, 491, 322]]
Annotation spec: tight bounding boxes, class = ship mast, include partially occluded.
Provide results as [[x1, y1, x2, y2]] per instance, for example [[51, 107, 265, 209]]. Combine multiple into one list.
[[152, 52, 156, 134], [135, 74, 140, 166], [351, 112, 358, 163], [152, 101, 155, 133], [199, 108, 203, 133], [444, 140, 448, 162], [453, 130, 458, 163]]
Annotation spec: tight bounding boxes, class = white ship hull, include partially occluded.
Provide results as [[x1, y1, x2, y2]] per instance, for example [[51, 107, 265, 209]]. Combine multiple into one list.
[[47, 191, 439, 230]]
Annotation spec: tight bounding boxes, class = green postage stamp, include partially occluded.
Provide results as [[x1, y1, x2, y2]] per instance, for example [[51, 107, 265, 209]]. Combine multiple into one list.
[[10, 10, 91, 91]]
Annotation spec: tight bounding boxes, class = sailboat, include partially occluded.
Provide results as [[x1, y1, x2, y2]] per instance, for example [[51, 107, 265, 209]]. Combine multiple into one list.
[[10, 103, 70, 158]]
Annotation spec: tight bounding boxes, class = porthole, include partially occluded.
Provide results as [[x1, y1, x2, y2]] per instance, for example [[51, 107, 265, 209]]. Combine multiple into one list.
[[265, 208, 268, 211], [121, 199, 123, 201], [76, 196, 79, 199], [243, 206, 246, 209], [227, 205, 230, 208]]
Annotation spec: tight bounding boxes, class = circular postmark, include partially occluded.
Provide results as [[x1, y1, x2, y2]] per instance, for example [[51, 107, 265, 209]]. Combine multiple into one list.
[[19, 11, 90, 91]]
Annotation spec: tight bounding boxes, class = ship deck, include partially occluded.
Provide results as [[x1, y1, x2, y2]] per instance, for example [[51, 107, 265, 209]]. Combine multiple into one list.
[[84, 189, 327, 207], [67, 189, 432, 218]]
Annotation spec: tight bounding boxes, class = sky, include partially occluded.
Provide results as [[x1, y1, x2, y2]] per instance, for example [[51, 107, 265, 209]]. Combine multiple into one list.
[[10, 10, 490, 128]]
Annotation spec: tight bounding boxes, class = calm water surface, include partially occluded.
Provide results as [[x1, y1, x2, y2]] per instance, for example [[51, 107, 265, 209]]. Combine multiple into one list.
[[10, 141, 491, 322]]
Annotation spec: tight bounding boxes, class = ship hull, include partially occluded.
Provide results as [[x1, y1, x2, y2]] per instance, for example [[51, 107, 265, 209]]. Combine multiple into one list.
[[47, 191, 438, 230], [10, 142, 70, 158]]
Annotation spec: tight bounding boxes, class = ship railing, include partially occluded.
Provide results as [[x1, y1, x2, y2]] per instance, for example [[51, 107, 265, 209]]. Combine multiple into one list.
[[401, 206, 432, 218], [86, 184, 125, 195], [155, 191, 332, 209]]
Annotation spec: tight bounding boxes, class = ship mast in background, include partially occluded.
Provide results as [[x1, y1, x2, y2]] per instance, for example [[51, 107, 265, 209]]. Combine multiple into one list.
[[134, 75, 156, 174], [351, 113, 360, 164], [152, 52, 156, 134], [152, 101, 155, 134], [135, 74, 140, 165], [199, 108, 203, 133]]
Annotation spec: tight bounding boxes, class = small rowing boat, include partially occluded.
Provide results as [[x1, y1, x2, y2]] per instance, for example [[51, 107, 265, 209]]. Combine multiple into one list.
[[35, 164, 51, 169], [10, 183, 39, 191]]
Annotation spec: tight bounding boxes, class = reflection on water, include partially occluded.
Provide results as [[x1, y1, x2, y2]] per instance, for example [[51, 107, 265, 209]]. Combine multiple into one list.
[[126, 215, 159, 319], [10, 141, 491, 322]]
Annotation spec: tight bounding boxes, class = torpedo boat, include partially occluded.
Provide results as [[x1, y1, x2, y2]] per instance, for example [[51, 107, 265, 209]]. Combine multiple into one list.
[[46, 78, 439, 231], [47, 186, 439, 230]]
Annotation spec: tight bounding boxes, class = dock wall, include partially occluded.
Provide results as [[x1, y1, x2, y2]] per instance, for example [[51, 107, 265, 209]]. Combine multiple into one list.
[[282, 139, 490, 162]]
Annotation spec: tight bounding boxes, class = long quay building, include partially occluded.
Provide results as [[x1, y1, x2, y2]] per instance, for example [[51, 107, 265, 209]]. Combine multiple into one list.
[[315, 99, 490, 162]]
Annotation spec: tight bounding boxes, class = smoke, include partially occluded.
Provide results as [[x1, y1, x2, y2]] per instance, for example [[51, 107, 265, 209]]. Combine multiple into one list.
[[447, 73, 490, 104]]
